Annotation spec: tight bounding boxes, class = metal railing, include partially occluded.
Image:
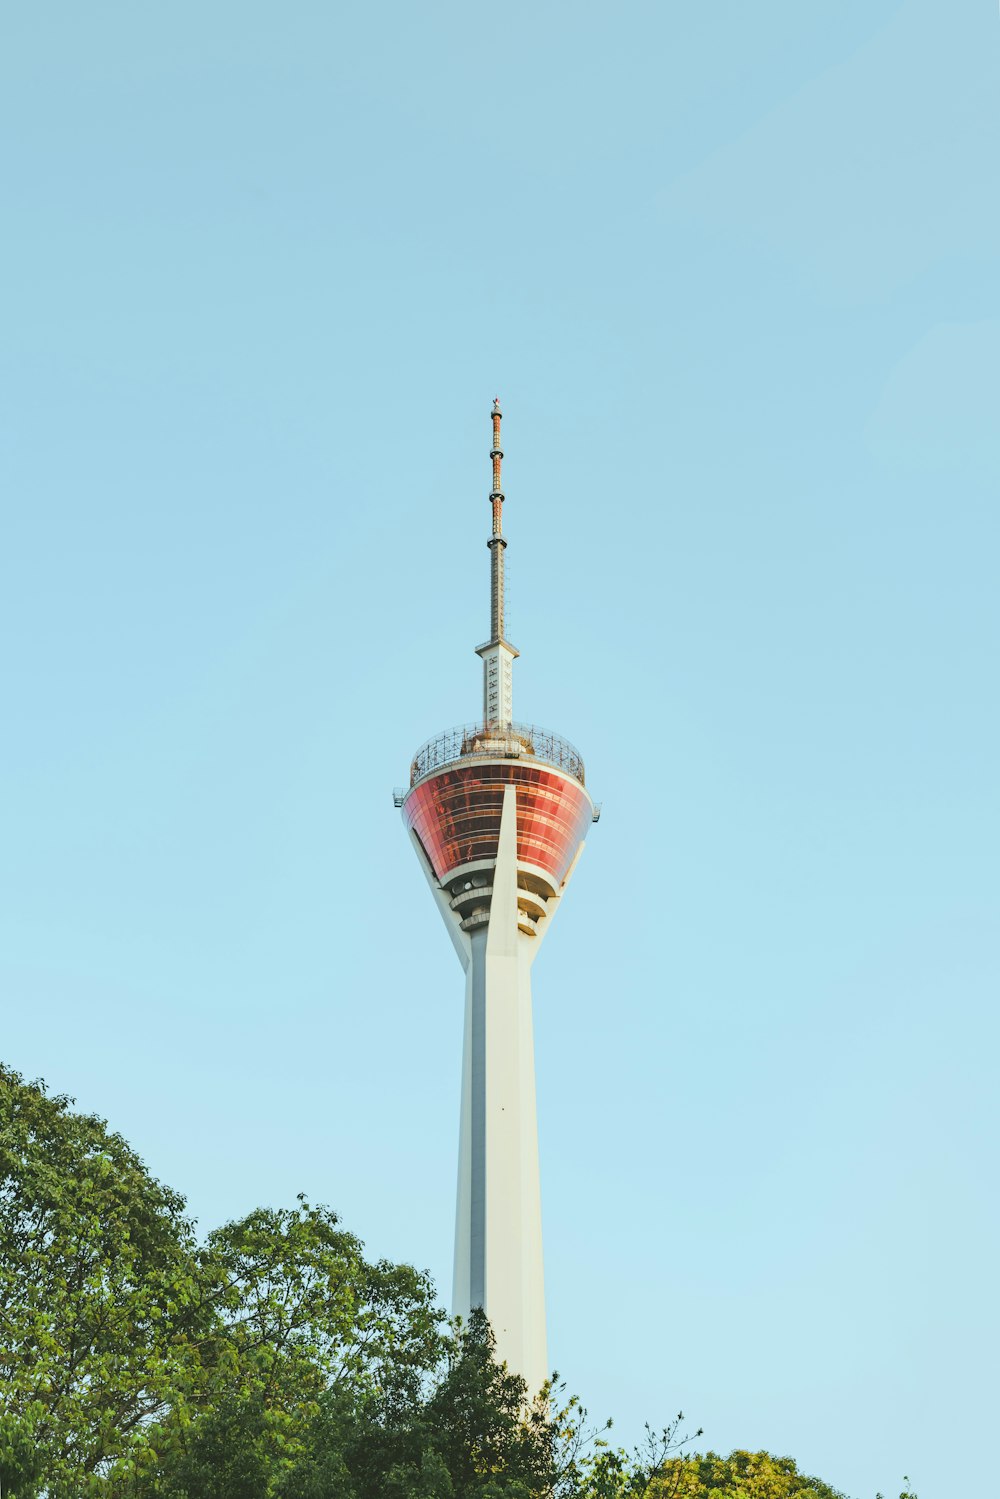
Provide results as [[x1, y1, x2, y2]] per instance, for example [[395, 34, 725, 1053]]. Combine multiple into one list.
[[410, 721, 586, 788]]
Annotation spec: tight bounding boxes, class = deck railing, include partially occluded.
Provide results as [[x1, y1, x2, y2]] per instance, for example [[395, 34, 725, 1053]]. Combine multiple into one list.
[[409, 721, 585, 788]]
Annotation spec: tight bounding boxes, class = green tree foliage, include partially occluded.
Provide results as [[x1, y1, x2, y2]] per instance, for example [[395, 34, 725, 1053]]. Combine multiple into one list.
[[127, 1199, 446, 1496], [1, 1066, 885, 1499], [0, 1403, 46, 1498], [0, 1064, 207, 1496], [551, 1410, 703, 1499], [124, 1309, 554, 1499], [346, 1308, 554, 1499], [206, 1199, 443, 1411], [646, 1448, 848, 1499]]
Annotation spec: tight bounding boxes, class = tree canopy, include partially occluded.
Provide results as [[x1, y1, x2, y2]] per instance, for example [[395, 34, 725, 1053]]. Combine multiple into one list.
[[0, 1063, 206, 1495], [647, 1450, 849, 1499], [0, 1065, 909, 1499]]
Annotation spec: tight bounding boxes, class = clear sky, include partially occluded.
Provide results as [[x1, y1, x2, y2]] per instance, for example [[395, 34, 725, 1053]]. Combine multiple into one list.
[[2, 4, 997, 1495]]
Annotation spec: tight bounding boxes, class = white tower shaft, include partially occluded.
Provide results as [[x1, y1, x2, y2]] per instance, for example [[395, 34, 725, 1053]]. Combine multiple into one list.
[[452, 786, 546, 1389]]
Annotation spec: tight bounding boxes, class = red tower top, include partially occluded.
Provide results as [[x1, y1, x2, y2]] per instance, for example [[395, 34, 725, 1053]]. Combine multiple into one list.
[[400, 402, 596, 937]]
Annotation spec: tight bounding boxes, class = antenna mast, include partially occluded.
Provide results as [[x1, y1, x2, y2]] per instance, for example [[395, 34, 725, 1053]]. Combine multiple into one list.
[[489, 397, 505, 640], [476, 398, 518, 727]]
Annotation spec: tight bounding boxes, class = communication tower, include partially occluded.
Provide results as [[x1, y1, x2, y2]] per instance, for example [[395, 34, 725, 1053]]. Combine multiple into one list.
[[397, 401, 597, 1394]]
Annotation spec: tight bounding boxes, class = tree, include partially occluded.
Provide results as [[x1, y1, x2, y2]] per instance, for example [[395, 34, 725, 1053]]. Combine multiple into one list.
[[205, 1198, 444, 1414], [342, 1308, 554, 1499], [0, 1065, 208, 1497], [114, 1199, 446, 1499], [543, 1404, 706, 1499], [2, 1065, 871, 1499], [644, 1449, 848, 1499], [0, 1403, 47, 1499], [130, 1307, 558, 1499]]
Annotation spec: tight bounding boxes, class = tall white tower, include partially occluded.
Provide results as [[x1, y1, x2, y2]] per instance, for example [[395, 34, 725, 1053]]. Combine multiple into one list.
[[398, 401, 596, 1395]]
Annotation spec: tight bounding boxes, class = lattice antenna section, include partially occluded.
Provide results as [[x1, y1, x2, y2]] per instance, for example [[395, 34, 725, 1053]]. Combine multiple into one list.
[[477, 398, 518, 729], [490, 397, 505, 639]]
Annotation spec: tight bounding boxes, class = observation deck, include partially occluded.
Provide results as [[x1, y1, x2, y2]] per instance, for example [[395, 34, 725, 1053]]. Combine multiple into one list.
[[402, 721, 593, 907]]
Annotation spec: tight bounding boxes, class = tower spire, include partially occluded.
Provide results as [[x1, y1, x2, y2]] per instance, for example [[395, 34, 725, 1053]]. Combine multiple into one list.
[[488, 397, 506, 642], [491, 397, 503, 529], [476, 397, 518, 728]]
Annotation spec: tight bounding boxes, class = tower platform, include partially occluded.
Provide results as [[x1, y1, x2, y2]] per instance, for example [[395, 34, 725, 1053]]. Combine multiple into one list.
[[405, 722, 592, 939]]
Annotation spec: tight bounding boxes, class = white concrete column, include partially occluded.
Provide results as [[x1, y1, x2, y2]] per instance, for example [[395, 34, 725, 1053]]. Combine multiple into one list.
[[452, 954, 475, 1318], [452, 785, 547, 1395]]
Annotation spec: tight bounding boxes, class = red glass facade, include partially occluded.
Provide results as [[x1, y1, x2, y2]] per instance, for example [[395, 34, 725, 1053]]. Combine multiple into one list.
[[404, 761, 592, 885]]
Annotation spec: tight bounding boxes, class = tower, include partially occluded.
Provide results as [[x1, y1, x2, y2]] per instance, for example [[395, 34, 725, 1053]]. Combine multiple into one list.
[[397, 401, 597, 1394]]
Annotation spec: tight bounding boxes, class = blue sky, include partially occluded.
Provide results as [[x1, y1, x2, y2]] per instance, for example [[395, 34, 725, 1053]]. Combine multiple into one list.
[[2, 4, 997, 1495]]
